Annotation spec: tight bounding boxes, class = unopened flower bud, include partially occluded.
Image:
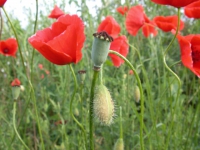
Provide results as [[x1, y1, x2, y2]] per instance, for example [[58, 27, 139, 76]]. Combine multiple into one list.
[[11, 78, 21, 100], [78, 70, 86, 84], [114, 138, 124, 150], [93, 84, 114, 125], [134, 85, 140, 103], [91, 31, 113, 70]]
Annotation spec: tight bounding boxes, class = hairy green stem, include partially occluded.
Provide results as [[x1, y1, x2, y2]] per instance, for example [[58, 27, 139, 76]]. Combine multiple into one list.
[[69, 64, 86, 147], [109, 50, 144, 150], [163, 8, 181, 149], [89, 70, 99, 150], [3, 7, 45, 150], [119, 106, 123, 139], [13, 101, 30, 150], [30, 0, 39, 80]]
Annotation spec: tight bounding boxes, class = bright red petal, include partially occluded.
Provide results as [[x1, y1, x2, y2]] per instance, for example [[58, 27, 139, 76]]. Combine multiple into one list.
[[11, 78, 21, 86], [97, 16, 121, 39], [116, 6, 129, 15], [125, 5, 145, 36], [28, 14, 85, 65], [184, 1, 200, 19], [151, 0, 199, 8], [48, 5, 65, 19], [153, 15, 184, 32], [0, 0, 6, 7], [142, 14, 158, 37], [109, 36, 129, 67]]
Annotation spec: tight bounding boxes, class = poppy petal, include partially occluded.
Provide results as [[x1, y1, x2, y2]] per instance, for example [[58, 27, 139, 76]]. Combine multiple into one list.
[[184, 0, 200, 19], [125, 5, 145, 36], [48, 5, 65, 19]]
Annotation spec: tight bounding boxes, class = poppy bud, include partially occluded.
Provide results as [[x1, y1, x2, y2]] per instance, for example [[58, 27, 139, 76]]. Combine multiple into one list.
[[78, 70, 86, 84], [134, 85, 140, 103], [11, 78, 21, 100], [91, 31, 113, 70], [114, 138, 124, 150], [93, 84, 115, 125]]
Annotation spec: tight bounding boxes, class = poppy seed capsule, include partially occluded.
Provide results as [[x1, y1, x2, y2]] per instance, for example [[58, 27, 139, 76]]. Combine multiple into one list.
[[93, 84, 114, 125], [91, 31, 113, 69], [134, 85, 140, 103], [114, 138, 124, 150]]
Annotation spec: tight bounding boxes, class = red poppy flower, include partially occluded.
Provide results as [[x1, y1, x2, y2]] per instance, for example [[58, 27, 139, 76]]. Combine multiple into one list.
[[109, 36, 129, 67], [0, 38, 18, 57], [116, 6, 129, 15], [142, 14, 158, 37], [11, 78, 21, 86], [48, 5, 65, 19], [125, 5, 145, 36], [184, 0, 200, 19], [97, 16, 121, 39], [176, 34, 200, 77], [38, 64, 43, 70], [28, 14, 85, 65], [126, 5, 157, 37], [0, 0, 7, 7], [151, 0, 199, 8], [153, 15, 184, 32]]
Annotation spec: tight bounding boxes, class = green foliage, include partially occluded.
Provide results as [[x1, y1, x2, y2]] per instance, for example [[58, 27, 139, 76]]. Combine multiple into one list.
[[0, 0, 199, 149]]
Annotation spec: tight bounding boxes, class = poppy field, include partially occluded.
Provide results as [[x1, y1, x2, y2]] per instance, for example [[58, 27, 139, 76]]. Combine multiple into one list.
[[0, 0, 200, 150]]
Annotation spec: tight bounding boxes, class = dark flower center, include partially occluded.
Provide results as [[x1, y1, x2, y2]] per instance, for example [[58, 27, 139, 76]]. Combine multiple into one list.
[[3, 49, 9, 53], [192, 50, 200, 63], [93, 31, 113, 42]]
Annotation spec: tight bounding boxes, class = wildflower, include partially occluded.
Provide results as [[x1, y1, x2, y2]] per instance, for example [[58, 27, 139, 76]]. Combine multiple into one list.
[[176, 34, 200, 77], [125, 5, 157, 37], [0, 0, 6, 7], [153, 15, 184, 32], [97, 16, 121, 39], [151, 0, 199, 8], [11, 78, 21, 100], [48, 5, 65, 19], [0, 38, 18, 57], [109, 36, 129, 67], [28, 14, 85, 65], [38, 64, 43, 70], [184, 0, 200, 19], [116, 6, 129, 15]]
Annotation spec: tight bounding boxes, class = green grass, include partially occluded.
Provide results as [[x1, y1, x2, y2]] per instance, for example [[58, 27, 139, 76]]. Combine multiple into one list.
[[0, 0, 200, 150]]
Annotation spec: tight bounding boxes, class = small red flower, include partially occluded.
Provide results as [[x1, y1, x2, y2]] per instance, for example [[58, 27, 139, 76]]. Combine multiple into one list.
[[176, 34, 200, 77], [125, 5, 157, 37], [0, 0, 7, 7], [48, 5, 65, 19], [109, 36, 129, 67], [97, 16, 121, 39], [153, 15, 184, 32], [151, 0, 199, 8], [28, 14, 85, 65], [184, 0, 200, 19], [129, 70, 134, 75], [45, 70, 50, 75], [0, 38, 18, 57], [11, 78, 21, 86], [38, 64, 43, 70], [116, 6, 129, 15]]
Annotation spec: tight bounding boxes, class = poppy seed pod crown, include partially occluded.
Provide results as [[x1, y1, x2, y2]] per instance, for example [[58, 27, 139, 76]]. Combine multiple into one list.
[[91, 31, 113, 69]]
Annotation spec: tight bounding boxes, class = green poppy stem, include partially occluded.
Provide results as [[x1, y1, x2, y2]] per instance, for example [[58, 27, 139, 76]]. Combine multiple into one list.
[[109, 50, 144, 150], [13, 101, 30, 150], [89, 69, 99, 150], [163, 8, 181, 149], [2, 7, 45, 150], [30, 0, 39, 81], [69, 64, 86, 148]]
